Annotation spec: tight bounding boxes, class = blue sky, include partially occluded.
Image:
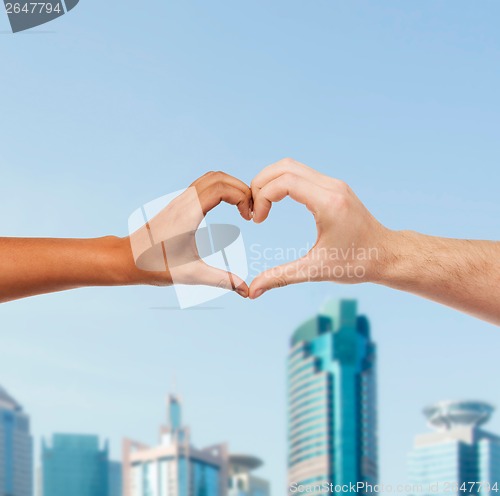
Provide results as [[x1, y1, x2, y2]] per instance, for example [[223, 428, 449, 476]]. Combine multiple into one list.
[[1, 0, 499, 492]]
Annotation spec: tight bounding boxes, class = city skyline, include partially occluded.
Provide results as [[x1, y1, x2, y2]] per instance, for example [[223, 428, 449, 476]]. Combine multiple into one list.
[[2, 313, 500, 496], [0, 383, 272, 496]]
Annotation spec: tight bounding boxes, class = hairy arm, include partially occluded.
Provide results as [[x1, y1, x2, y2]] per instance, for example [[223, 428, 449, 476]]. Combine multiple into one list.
[[378, 231, 500, 324]]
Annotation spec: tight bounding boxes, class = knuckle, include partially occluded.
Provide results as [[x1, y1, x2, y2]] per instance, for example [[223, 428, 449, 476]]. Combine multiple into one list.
[[333, 179, 350, 194], [203, 170, 225, 183], [213, 171, 226, 181], [279, 157, 296, 168], [322, 180, 351, 210], [330, 191, 349, 210]]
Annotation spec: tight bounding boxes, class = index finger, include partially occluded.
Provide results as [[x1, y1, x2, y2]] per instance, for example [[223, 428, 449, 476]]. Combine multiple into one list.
[[251, 158, 331, 193], [192, 171, 253, 220], [252, 172, 329, 223]]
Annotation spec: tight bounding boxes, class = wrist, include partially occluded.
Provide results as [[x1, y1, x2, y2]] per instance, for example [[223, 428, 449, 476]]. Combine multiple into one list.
[[369, 229, 417, 286], [114, 236, 172, 287]]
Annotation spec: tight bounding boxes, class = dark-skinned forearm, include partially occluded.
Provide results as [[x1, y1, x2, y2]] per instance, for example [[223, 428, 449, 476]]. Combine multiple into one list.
[[0, 236, 170, 303]]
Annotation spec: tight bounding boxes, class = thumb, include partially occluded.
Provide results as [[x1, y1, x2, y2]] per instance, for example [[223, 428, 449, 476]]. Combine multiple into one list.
[[249, 258, 311, 299], [195, 262, 249, 298]]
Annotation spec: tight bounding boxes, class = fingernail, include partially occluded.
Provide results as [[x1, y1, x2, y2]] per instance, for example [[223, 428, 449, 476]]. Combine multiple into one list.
[[253, 289, 265, 299]]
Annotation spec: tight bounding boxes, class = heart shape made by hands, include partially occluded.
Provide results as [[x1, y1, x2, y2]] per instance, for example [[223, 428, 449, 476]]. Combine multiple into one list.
[[129, 158, 385, 305]]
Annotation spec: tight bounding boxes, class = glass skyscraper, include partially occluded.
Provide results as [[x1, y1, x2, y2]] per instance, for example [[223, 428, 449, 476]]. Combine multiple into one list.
[[287, 299, 378, 494], [108, 461, 123, 496], [0, 385, 33, 496], [408, 400, 500, 494], [41, 434, 110, 496]]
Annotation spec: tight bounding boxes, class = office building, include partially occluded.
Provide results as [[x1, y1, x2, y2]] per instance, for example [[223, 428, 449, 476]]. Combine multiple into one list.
[[41, 434, 110, 496], [287, 299, 378, 493], [0, 385, 33, 496], [108, 461, 123, 496], [408, 400, 500, 494], [228, 454, 270, 496], [123, 394, 270, 496]]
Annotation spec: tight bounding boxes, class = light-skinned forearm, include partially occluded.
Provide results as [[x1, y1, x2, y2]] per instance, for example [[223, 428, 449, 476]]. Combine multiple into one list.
[[0, 236, 169, 304], [375, 230, 500, 325]]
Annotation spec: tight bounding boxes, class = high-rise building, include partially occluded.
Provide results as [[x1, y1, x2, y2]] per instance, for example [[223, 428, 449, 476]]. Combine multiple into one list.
[[0, 385, 33, 496], [41, 434, 110, 496], [108, 461, 123, 496], [227, 455, 270, 496], [408, 400, 500, 494], [287, 299, 378, 493], [123, 394, 270, 496], [123, 394, 226, 496]]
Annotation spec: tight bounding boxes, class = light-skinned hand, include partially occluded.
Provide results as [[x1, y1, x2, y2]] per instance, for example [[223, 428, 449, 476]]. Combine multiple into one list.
[[249, 158, 390, 298]]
